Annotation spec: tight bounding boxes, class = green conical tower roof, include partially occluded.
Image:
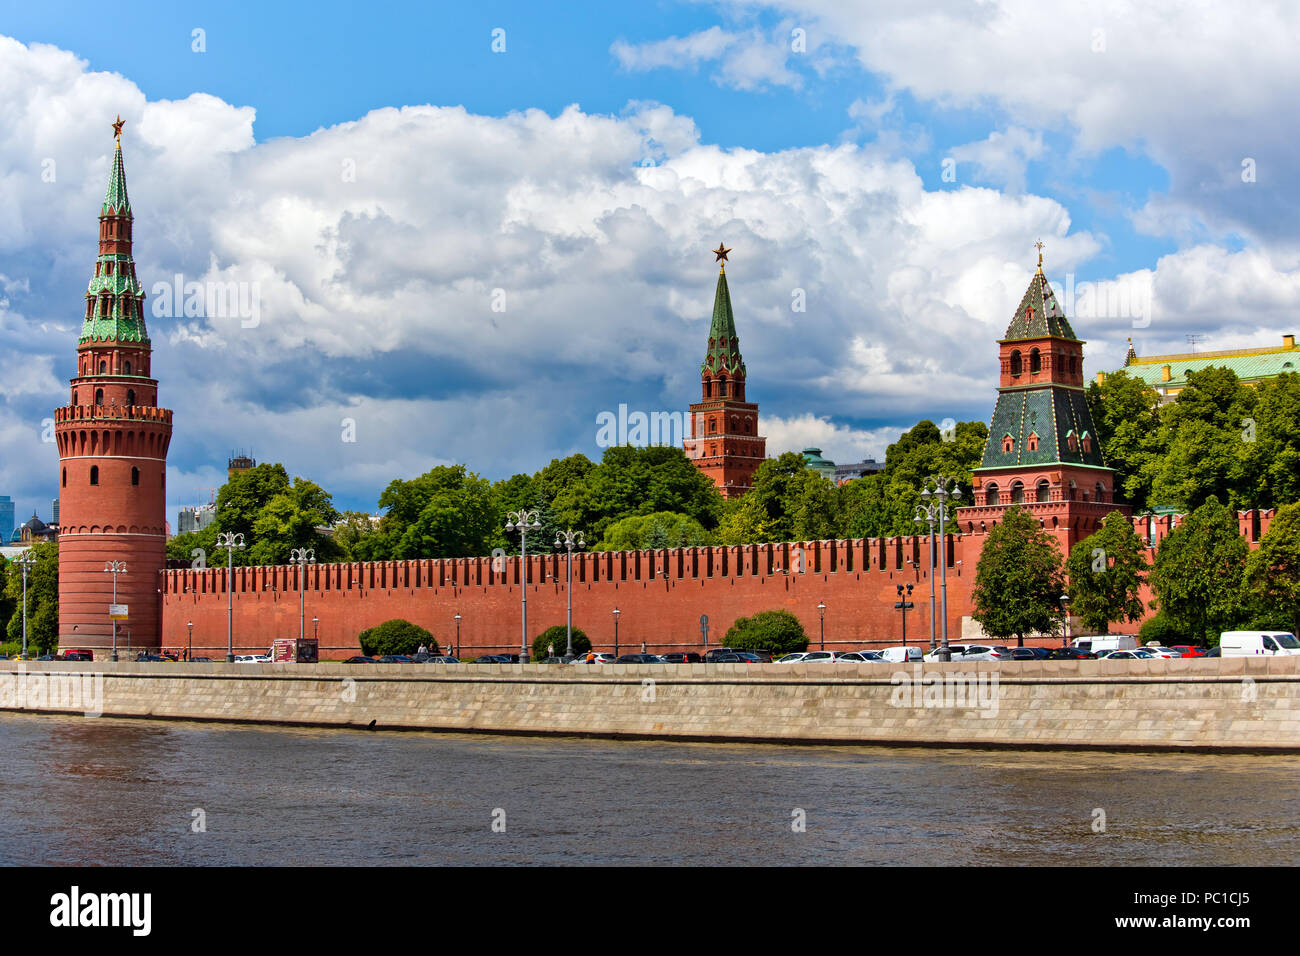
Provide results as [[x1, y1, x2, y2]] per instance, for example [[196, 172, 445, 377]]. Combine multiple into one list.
[[701, 252, 745, 377], [80, 120, 148, 345], [1002, 251, 1076, 342], [101, 137, 132, 217]]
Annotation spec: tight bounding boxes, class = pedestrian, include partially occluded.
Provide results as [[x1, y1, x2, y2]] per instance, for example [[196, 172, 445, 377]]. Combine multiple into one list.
[[417, 643, 428, 656]]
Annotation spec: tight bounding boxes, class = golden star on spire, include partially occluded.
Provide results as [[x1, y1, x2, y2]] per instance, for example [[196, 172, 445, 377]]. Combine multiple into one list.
[[713, 242, 731, 271], [112, 115, 125, 141]]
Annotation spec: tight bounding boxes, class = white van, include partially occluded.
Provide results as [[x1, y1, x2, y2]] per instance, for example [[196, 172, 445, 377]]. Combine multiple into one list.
[[879, 646, 923, 663], [1070, 635, 1137, 655], [1218, 631, 1300, 657]]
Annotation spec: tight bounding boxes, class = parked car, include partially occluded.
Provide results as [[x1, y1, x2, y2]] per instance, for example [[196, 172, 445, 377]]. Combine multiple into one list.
[[774, 652, 812, 663], [1219, 631, 1300, 657], [729, 651, 767, 663], [660, 652, 702, 663], [798, 650, 841, 664], [1143, 646, 1182, 658], [376, 655, 415, 663], [473, 655, 509, 663], [342, 656, 376, 663], [954, 645, 1010, 661], [616, 653, 662, 663], [879, 646, 924, 663], [135, 653, 170, 662], [836, 651, 886, 663], [1097, 649, 1155, 660], [1069, 635, 1138, 655], [425, 655, 460, 664], [708, 653, 743, 662], [1205, 646, 1221, 657], [571, 652, 617, 665], [233, 655, 265, 663], [704, 648, 740, 663], [923, 644, 970, 662], [36, 654, 59, 661], [62, 651, 94, 662], [735, 649, 773, 663], [1170, 645, 1207, 658], [1046, 647, 1095, 660], [1005, 647, 1048, 661], [187, 656, 214, 662]]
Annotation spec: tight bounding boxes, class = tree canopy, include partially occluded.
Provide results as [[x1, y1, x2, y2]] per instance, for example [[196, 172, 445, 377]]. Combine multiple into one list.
[[1065, 510, 1148, 634], [971, 506, 1066, 645], [1149, 495, 1249, 644]]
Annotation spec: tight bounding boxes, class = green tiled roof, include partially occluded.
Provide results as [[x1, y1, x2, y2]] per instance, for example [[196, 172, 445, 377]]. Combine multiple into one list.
[[702, 270, 745, 377], [1003, 268, 1076, 341], [102, 140, 131, 216], [1121, 347, 1300, 389], [976, 386, 1106, 471]]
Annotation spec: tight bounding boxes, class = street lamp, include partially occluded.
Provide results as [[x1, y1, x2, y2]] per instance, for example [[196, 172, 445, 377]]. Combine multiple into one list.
[[290, 547, 317, 643], [313, 616, 319, 641], [554, 528, 586, 658], [215, 532, 246, 662], [187, 620, 193, 661], [1060, 594, 1071, 647], [15, 550, 36, 660], [613, 607, 621, 657], [895, 583, 915, 649], [454, 613, 462, 658], [917, 475, 962, 661], [817, 601, 827, 651], [103, 560, 127, 661], [505, 509, 542, 663]]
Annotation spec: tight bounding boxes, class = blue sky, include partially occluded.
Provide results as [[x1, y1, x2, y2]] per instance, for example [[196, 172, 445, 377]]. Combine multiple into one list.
[[1, 0, 1297, 526]]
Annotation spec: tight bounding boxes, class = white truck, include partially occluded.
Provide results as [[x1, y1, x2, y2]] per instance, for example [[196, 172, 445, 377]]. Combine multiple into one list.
[[1069, 635, 1137, 655], [1218, 631, 1300, 657]]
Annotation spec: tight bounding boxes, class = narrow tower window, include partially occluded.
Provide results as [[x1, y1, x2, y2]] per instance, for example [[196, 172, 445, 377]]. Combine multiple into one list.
[[95, 388, 104, 406], [986, 483, 1000, 506], [1036, 480, 1050, 502], [90, 465, 99, 486], [132, 467, 140, 486], [1009, 350, 1022, 376], [1030, 348, 1041, 374]]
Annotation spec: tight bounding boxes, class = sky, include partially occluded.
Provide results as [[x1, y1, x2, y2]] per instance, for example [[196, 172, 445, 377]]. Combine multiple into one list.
[[1, 0, 1299, 528]]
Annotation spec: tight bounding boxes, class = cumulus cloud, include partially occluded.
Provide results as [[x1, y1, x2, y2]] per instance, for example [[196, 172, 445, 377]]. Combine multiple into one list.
[[612, 24, 804, 91], [2, 32, 1298, 529]]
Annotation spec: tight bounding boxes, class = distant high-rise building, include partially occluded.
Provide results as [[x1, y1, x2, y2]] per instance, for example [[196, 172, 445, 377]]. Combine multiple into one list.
[[228, 454, 256, 481], [0, 496, 13, 543], [51, 497, 59, 530], [177, 503, 217, 535]]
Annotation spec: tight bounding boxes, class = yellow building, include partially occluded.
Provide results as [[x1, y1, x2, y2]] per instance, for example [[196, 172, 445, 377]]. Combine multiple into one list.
[[1098, 334, 1300, 403]]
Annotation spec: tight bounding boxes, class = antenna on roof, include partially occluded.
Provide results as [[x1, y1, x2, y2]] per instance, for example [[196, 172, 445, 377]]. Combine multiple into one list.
[[1186, 334, 1203, 353]]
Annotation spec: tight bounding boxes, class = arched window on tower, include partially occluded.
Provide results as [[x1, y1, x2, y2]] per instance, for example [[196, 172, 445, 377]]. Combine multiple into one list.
[[90, 465, 99, 486], [1069, 354, 1078, 376], [1002, 434, 1015, 454], [1036, 479, 1051, 502], [1030, 348, 1042, 374], [1010, 350, 1022, 376], [708, 417, 717, 434], [126, 390, 135, 407], [98, 361, 106, 374], [1081, 431, 1093, 454], [94, 388, 104, 406], [1066, 429, 1078, 452], [986, 483, 1000, 506], [1010, 481, 1025, 504], [132, 467, 140, 486], [124, 361, 131, 375], [1027, 432, 1039, 452], [1095, 482, 1106, 503]]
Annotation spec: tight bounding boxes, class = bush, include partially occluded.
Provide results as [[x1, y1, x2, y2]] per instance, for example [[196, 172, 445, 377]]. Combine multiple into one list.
[[0, 640, 19, 658], [1137, 611, 1188, 646], [722, 610, 809, 656], [532, 625, 591, 660], [358, 619, 438, 657]]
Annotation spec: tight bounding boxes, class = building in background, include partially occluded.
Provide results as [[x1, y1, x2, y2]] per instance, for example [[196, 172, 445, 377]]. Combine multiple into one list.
[[832, 459, 884, 485], [0, 496, 13, 544], [16, 514, 56, 544], [51, 497, 59, 530], [1102, 334, 1300, 403], [683, 245, 767, 498], [228, 454, 256, 481], [800, 448, 837, 481], [177, 503, 217, 535]]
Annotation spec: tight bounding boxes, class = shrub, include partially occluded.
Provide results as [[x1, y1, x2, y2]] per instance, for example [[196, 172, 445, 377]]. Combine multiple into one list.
[[358, 619, 438, 657], [0, 640, 20, 658], [722, 610, 809, 656], [532, 625, 591, 660]]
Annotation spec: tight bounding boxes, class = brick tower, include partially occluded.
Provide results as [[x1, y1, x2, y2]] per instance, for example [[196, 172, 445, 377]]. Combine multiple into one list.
[[55, 118, 172, 656], [683, 244, 766, 498], [957, 244, 1127, 550]]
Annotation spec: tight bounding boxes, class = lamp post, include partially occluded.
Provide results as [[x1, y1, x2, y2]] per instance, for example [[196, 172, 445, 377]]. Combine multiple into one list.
[[313, 616, 319, 641], [187, 620, 193, 661], [895, 583, 914, 649], [102, 560, 127, 661], [913, 506, 938, 653], [817, 601, 826, 651], [918, 475, 962, 661], [215, 532, 245, 662], [290, 547, 317, 643], [454, 613, 461, 659], [15, 548, 36, 660], [613, 607, 620, 658], [555, 528, 586, 658], [1060, 594, 1071, 647], [505, 509, 542, 663]]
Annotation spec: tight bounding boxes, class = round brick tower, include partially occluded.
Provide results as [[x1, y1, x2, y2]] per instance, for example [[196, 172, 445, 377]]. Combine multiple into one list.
[[55, 119, 172, 656]]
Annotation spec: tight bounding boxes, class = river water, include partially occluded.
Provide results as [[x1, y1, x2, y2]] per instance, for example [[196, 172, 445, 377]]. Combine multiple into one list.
[[1, 712, 1296, 866]]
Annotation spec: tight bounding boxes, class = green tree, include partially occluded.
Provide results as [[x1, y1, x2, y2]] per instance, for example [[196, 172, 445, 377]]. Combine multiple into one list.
[[532, 625, 591, 660], [1065, 511, 1148, 634], [331, 511, 380, 560], [357, 619, 437, 657], [369, 465, 499, 560], [248, 477, 342, 566], [166, 523, 218, 566], [1241, 373, 1300, 508], [1244, 501, 1300, 636], [1138, 611, 1185, 646], [594, 512, 715, 551], [0, 556, 13, 639], [1086, 370, 1163, 510], [3, 541, 58, 654], [722, 610, 809, 656], [1149, 495, 1249, 644], [971, 506, 1066, 646], [718, 452, 839, 544]]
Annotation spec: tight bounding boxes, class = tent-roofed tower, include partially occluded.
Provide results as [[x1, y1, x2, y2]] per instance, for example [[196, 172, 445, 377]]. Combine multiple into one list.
[[958, 242, 1127, 548], [54, 117, 173, 656], [683, 244, 766, 498]]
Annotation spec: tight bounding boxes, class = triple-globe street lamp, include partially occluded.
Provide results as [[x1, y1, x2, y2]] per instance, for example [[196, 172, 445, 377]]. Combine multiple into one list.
[[505, 510, 542, 662], [554, 529, 586, 658], [215, 532, 246, 662], [914, 475, 962, 661], [103, 560, 127, 661], [15, 551, 37, 660], [290, 547, 317, 644]]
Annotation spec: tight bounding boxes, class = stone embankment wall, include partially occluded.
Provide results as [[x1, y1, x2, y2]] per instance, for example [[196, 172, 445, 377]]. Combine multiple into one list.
[[3, 656, 1298, 751]]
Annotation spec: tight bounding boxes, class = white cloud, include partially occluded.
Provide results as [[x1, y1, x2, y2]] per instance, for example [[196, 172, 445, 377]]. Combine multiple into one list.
[[763, 413, 900, 464], [612, 24, 804, 91]]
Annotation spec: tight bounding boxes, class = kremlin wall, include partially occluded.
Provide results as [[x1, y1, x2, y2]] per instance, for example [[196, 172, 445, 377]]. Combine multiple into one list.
[[158, 509, 1276, 659]]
